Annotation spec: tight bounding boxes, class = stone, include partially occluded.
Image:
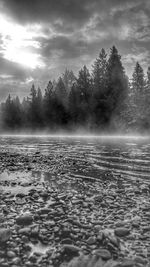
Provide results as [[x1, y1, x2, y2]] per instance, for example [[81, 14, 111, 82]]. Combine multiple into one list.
[[87, 236, 96, 245], [16, 213, 33, 225], [61, 238, 73, 244], [114, 227, 130, 237], [7, 251, 16, 258], [63, 244, 80, 255], [15, 198, 26, 205], [37, 208, 50, 214], [121, 259, 135, 267], [18, 227, 31, 235], [134, 256, 147, 265], [0, 228, 11, 243], [93, 248, 112, 260]]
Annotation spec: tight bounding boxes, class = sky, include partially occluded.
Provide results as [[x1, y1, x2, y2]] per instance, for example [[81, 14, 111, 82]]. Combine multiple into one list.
[[0, 0, 150, 101]]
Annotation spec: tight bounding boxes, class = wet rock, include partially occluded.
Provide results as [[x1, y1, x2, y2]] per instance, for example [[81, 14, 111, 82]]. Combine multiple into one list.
[[120, 259, 135, 267], [7, 251, 16, 258], [21, 235, 29, 243], [0, 228, 11, 243], [97, 232, 104, 242], [18, 227, 30, 235], [15, 198, 26, 205], [93, 248, 112, 260], [134, 256, 147, 265], [11, 257, 21, 265], [16, 193, 26, 198], [37, 207, 50, 214], [87, 236, 96, 245], [63, 244, 80, 255], [29, 254, 37, 263], [16, 212, 33, 225], [61, 238, 73, 244], [0, 213, 5, 223], [114, 227, 130, 237]]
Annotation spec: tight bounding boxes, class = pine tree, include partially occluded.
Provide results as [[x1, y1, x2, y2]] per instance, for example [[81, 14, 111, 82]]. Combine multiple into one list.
[[92, 48, 108, 127], [30, 84, 37, 102], [22, 97, 30, 127], [76, 65, 92, 126], [68, 83, 80, 125], [36, 87, 43, 127], [29, 84, 41, 128], [147, 67, 150, 85], [55, 77, 67, 107], [3, 94, 13, 128], [2, 95, 23, 129], [106, 46, 128, 130], [143, 66, 150, 129], [62, 69, 76, 95], [92, 48, 108, 94], [43, 81, 54, 127], [77, 65, 92, 102], [130, 62, 146, 130]]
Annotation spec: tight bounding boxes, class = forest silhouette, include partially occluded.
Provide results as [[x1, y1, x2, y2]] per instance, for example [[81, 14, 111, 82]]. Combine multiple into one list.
[[1, 46, 150, 133]]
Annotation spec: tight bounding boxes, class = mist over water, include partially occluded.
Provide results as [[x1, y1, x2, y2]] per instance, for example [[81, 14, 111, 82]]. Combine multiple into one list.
[[0, 131, 149, 139]]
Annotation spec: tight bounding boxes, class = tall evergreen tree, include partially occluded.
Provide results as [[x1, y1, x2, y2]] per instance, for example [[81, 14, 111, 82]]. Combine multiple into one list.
[[143, 66, 150, 129], [55, 77, 67, 107], [106, 46, 128, 129], [130, 62, 146, 130], [75, 65, 92, 126], [29, 84, 41, 128], [92, 48, 108, 94], [2, 95, 22, 129], [43, 81, 54, 127], [22, 97, 30, 127], [36, 87, 43, 127], [68, 83, 80, 125], [2, 94, 13, 128], [92, 48, 108, 127], [62, 69, 76, 95], [147, 66, 150, 85]]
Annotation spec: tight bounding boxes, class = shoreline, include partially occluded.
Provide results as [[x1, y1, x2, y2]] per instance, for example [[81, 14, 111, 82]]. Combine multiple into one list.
[[0, 147, 150, 267]]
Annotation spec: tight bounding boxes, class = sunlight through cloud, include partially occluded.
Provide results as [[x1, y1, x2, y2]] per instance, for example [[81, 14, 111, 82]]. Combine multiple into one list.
[[0, 14, 44, 69]]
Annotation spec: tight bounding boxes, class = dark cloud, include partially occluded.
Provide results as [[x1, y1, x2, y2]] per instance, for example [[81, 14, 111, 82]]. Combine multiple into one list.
[[39, 36, 88, 60], [1, 0, 148, 26], [1, 0, 92, 26]]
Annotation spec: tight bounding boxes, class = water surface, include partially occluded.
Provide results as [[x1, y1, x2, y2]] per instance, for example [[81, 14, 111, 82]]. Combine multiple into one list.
[[0, 135, 150, 183]]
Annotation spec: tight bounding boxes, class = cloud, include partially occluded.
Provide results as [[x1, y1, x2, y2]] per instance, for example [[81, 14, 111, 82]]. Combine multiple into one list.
[[1, 0, 148, 27], [0, 56, 30, 81], [0, 0, 149, 100], [122, 45, 150, 77], [0, 0, 93, 26]]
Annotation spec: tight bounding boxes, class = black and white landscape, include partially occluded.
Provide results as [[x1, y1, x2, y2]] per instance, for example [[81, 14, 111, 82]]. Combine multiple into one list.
[[0, 0, 150, 267]]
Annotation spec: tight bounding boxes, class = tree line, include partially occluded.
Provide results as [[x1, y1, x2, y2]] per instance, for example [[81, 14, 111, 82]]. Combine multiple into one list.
[[1, 46, 150, 133]]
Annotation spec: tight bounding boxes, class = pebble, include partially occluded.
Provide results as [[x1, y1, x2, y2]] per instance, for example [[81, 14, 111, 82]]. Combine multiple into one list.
[[18, 227, 31, 235], [114, 227, 130, 237], [63, 244, 80, 254], [93, 248, 112, 260], [87, 236, 96, 245], [7, 251, 16, 258], [121, 259, 135, 267], [0, 228, 11, 243], [16, 213, 33, 225]]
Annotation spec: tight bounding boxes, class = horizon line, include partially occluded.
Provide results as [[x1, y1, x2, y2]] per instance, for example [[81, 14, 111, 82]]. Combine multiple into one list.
[[0, 134, 149, 139]]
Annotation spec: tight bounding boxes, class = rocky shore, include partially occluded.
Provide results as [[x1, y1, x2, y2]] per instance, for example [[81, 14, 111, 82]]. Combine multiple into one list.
[[0, 148, 150, 267]]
